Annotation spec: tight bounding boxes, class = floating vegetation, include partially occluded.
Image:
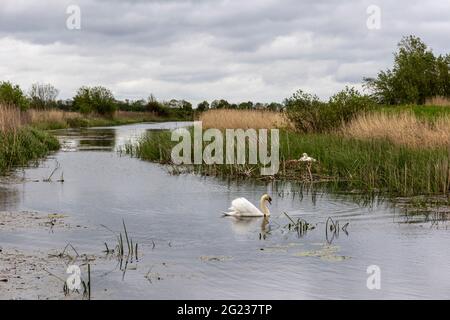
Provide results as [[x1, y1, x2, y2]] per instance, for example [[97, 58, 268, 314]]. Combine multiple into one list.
[[260, 243, 304, 253], [200, 256, 233, 262], [294, 245, 350, 262]]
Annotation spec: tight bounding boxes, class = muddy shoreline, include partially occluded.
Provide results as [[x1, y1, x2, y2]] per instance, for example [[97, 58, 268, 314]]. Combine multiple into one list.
[[0, 211, 90, 300]]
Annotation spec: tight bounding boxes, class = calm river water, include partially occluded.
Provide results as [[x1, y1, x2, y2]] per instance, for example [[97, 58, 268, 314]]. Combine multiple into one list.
[[1, 122, 449, 299]]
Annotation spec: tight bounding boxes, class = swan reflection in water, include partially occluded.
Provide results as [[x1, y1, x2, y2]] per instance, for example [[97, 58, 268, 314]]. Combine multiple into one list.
[[227, 216, 271, 238]]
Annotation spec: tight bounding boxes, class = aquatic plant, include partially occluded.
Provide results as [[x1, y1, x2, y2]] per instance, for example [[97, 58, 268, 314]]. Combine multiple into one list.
[[125, 126, 450, 198], [0, 126, 60, 174]]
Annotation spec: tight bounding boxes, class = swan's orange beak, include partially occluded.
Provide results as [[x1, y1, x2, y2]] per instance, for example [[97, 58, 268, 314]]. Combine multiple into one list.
[[268, 197, 272, 205]]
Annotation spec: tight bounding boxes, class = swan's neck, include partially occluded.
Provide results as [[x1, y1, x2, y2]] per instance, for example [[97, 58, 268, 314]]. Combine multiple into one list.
[[260, 199, 270, 216]]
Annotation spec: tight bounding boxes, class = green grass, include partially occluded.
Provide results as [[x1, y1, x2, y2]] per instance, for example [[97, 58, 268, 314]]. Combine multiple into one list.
[[0, 127, 60, 174], [279, 131, 450, 196], [378, 104, 450, 120], [125, 128, 450, 197]]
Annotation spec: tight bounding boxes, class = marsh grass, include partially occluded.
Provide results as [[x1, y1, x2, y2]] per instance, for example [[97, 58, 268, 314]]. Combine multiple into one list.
[[126, 127, 450, 197], [342, 111, 450, 148], [425, 96, 450, 107], [0, 126, 59, 174], [199, 109, 290, 129], [379, 104, 450, 119], [0, 104, 23, 133], [28, 109, 163, 130]]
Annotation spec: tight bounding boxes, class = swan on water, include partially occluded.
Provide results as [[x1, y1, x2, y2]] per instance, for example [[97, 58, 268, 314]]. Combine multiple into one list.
[[224, 194, 272, 217]]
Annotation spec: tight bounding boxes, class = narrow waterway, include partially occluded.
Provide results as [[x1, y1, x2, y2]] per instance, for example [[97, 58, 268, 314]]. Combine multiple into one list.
[[1, 122, 449, 299]]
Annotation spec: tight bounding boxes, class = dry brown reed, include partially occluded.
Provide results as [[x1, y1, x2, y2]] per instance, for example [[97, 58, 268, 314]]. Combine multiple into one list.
[[425, 96, 450, 106], [342, 111, 450, 149], [0, 104, 25, 133], [27, 109, 80, 126], [198, 109, 290, 129]]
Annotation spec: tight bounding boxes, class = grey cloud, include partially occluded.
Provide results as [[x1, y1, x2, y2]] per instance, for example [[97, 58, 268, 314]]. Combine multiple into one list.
[[0, 0, 449, 103]]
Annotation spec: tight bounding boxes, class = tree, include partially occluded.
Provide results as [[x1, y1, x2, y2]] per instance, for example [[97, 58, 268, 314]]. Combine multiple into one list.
[[254, 102, 267, 109], [435, 54, 450, 97], [238, 101, 253, 109], [146, 94, 162, 112], [267, 102, 283, 111], [364, 35, 450, 104], [73, 86, 116, 116], [197, 100, 209, 112], [211, 99, 230, 109], [29, 83, 59, 109], [0, 81, 29, 110], [180, 100, 192, 111]]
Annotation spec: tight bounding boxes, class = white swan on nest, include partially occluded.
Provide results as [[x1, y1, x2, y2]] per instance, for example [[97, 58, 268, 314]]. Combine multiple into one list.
[[223, 194, 272, 217]]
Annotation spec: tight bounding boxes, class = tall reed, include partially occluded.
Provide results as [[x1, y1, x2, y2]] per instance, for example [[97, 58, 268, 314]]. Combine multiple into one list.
[[0, 104, 60, 174], [425, 96, 450, 106], [342, 111, 450, 148], [0, 104, 24, 133], [199, 109, 289, 129]]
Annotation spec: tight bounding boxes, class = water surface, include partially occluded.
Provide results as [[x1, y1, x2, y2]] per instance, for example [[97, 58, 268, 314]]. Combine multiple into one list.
[[1, 122, 449, 299]]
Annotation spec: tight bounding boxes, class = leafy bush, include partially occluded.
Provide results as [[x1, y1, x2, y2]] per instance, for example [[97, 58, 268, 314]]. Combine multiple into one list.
[[364, 35, 450, 104], [0, 81, 29, 110], [66, 117, 89, 128], [285, 87, 375, 133], [73, 86, 117, 116]]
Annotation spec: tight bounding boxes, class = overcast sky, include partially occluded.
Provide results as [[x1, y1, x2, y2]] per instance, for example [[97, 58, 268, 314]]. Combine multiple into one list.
[[1, 0, 450, 104]]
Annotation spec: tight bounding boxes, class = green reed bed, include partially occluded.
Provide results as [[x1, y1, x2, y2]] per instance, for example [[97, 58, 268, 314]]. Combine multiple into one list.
[[125, 128, 450, 198], [0, 127, 60, 174], [280, 131, 450, 196], [379, 104, 450, 120]]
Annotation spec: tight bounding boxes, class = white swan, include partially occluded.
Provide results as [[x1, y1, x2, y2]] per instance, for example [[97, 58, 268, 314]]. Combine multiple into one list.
[[224, 194, 272, 217]]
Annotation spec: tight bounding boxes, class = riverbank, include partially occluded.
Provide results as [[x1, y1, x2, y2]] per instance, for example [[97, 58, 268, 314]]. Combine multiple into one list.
[[0, 127, 59, 174], [125, 108, 450, 200], [0, 105, 191, 174], [0, 211, 92, 300], [28, 109, 190, 130]]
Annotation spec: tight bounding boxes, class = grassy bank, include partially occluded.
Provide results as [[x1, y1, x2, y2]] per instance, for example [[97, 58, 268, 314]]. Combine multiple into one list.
[[0, 105, 60, 174], [0, 127, 59, 174], [28, 109, 186, 130], [125, 108, 450, 198], [125, 129, 450, 196], [0, 104, 190, 174], [379, 104, 450, 120]]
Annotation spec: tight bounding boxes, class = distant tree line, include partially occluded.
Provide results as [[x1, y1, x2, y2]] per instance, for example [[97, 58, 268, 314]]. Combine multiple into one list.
[[1, 35, 446, 119], [0, 81, 285, 118]]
